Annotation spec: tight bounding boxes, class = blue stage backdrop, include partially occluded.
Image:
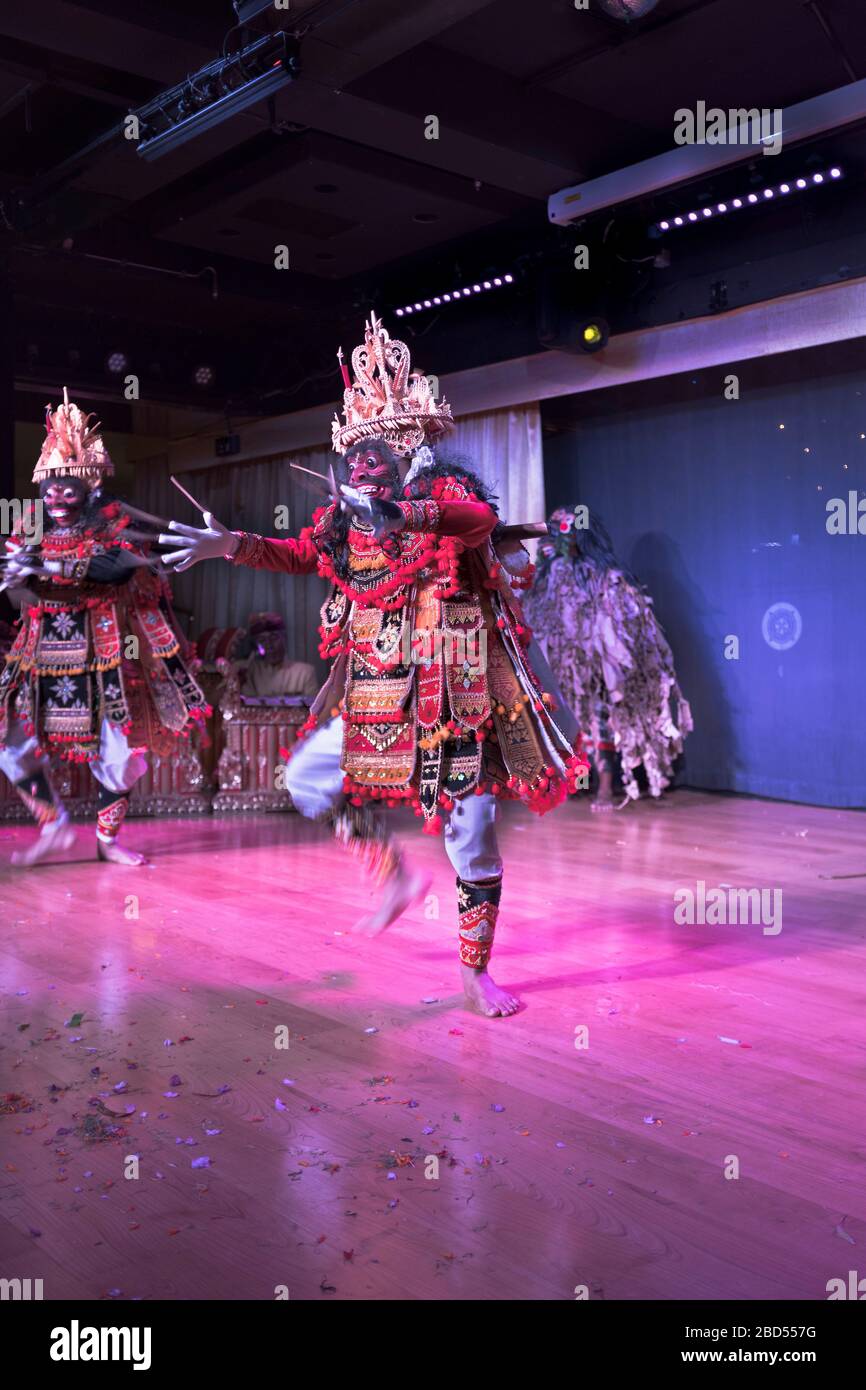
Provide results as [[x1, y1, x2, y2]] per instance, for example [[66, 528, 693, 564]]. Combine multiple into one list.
[[542, 353, 866, 808]]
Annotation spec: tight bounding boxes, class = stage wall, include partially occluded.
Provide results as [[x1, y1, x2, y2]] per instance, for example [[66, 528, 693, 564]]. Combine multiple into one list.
[[542, 347, 866, 808]]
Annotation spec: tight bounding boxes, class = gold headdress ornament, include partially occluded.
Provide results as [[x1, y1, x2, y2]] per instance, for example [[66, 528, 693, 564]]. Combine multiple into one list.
[[32, 387, 114, 490], [331, 312, 454, 457]]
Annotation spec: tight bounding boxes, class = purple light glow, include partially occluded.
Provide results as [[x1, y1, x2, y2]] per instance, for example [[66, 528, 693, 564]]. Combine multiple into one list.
[[654, 168, 842, 235]]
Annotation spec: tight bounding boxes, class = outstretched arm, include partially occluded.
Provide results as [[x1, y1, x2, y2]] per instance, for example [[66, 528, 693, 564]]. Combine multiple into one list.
[[397, 498, 497, 548], [228, 527, 319, 575], [339, 486, 497, 549], [161, 514, 319, 575]]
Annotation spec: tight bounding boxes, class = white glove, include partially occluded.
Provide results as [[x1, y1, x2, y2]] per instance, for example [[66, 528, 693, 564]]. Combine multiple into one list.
[[1, 545, 38, 586], [339, 485, 405, 540], [3, 554, 37, 581], [159, 513, 238, 572]]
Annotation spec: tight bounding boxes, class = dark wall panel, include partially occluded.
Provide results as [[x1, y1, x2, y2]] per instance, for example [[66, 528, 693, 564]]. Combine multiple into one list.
[[543, 355, 866, 808]]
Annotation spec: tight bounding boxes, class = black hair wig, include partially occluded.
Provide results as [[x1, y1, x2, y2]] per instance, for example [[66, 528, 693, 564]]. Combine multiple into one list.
[[405, 451, 499, 513]]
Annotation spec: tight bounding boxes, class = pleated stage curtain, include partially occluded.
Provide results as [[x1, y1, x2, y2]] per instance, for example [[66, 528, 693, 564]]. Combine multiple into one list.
[[131, 449, 331, 674], [448, 404, 546, 528]]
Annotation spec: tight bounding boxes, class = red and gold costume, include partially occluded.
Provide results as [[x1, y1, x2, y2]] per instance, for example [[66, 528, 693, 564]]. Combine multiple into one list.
[[1, 514, 205, 765], [230, 483, 583, 830], [217, 315, 585, 973], [0, 391, 206, 861]]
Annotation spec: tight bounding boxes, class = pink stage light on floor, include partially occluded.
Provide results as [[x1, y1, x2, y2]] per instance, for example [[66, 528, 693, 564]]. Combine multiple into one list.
[[393, 271, 516, 317], [651, 167, 843, 235]]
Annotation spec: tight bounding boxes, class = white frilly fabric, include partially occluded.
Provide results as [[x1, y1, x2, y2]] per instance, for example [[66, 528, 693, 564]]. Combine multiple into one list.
[[524, 557, 693, 800]]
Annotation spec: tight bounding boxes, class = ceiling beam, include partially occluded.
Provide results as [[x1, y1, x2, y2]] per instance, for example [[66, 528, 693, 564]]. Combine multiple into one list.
[[0, 0, 577, 209], [165, 273, 866, 467]]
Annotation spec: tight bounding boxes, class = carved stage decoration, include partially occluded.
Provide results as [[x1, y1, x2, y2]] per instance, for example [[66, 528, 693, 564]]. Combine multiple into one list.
[[212, 658, 310, 812]]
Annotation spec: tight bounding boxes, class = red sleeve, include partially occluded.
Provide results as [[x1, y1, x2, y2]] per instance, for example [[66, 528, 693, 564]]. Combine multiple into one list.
[[397, 498, 497, 549], [229, 528, 319, 575]]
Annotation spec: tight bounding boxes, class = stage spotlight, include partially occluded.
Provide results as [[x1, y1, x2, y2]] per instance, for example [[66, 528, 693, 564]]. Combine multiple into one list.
[[105, 350, 128, 374], [577, 318, 609, 353], [193, 364, 214, 388]]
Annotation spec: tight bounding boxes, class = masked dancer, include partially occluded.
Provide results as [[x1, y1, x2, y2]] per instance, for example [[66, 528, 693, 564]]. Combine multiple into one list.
[[0, 391, 207, 866], [524, 506, 692, 807], [162, 316, 584, 1016]]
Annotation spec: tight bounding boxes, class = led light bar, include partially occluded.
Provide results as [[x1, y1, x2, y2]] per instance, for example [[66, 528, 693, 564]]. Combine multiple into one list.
[[393, 274, 514, 318], [653, 166, 843, 233]]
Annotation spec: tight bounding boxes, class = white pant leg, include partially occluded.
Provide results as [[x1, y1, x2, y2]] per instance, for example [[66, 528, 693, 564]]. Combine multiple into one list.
[[0, 718, 45, 783], [284, 715, 346, 819], [89, 719, 148, 795], [443, 792, 502, 881]]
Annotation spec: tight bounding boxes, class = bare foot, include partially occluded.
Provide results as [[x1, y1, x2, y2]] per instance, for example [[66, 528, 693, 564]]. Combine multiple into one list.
[[592, 767, 615, 812], [353, 862, 431, 936], [11, 817, 76, 867], [97, 839, 148, 866], [460, 964, 520, 1018]]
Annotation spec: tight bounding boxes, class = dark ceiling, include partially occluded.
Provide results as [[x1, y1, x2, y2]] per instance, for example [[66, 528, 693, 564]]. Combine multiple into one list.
[[2, 0, 866, 421]]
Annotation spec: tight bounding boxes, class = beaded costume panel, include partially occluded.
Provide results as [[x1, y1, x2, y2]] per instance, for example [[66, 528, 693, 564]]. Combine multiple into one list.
[[0, 514, 206, 762]]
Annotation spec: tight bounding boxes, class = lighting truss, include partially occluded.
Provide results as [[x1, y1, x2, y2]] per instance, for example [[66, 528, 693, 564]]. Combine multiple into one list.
[[134, 32, 299, 163]]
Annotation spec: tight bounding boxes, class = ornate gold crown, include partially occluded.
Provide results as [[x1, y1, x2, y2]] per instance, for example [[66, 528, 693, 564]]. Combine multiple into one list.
[[331, 312, 454, 457], [33, 388, 114, 489]]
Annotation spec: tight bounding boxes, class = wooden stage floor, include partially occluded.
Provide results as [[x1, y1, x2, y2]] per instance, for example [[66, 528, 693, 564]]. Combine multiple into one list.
[[0, 790, 864, 1302]]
